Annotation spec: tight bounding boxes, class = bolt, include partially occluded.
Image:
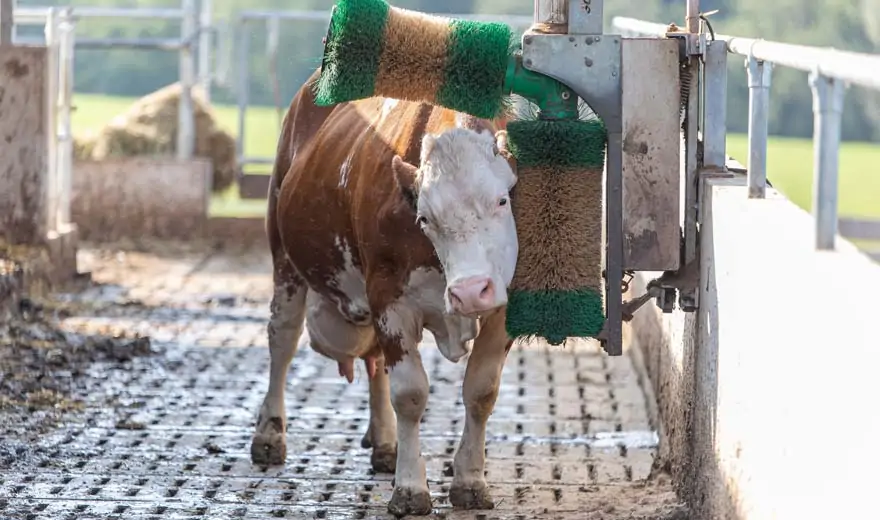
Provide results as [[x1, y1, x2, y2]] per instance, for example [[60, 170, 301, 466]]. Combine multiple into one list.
[[585, 37, 593, 45], [525, 59, 532, 67], [612, 71, 617, 77], [595, 36, 601, 42], [524, 36, 532, 45], [561, 91, 571, 100], [584, 57, 593, 67], [569, 36, 575, 42]]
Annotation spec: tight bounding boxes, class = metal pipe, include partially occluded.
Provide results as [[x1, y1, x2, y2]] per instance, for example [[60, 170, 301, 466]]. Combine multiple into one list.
[[612, 17, 880, 91], [745, 56, 772, 198], [57, 7, 75, 226], [702, 40, 728, 169], [686, 0, 700, 33], [235, 18, 250, 164], [810, 72, 847, 250], [198, 0, 212, 103], [75, 37, 185, 50], [177, 0, 196, 160], [44, 7, 59, 233], [239, 9, 534, 25], [1, 0, 12, 45], [533, 0, 568, 32], [15, 6, 185, 21]]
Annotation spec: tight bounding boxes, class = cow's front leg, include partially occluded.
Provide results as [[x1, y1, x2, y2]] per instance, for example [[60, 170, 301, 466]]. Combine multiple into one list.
[[450, 308, 511, 510], [374, 311, 432, 517]]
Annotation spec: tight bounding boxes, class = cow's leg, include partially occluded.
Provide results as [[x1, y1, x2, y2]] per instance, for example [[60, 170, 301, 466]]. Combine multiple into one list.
[[251, 255, 307, 466], [449, 308, 511, 510], [372, 303, 432, 517], [361, 354, 398, 473]]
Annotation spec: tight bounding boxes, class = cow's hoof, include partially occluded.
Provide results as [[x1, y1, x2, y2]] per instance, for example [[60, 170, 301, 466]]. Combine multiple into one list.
[[250, 433, 286, 466], [360, 431, 372, 449], [387, 486, 432, 517], [449, 481, 495, 510], [370, 444, 397, 473]]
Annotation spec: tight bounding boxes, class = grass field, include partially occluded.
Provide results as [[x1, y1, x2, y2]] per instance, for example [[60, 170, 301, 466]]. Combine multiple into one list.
[[71, 93, 880, 221]]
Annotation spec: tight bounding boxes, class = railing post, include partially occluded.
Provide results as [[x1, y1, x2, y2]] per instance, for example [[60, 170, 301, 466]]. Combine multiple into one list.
[[235, 17, 250, 165], [56, 7, 75, 227], [177, 0, 196, 160], [44, 7, 59, 234], [1, 0, 12, 45], [702, 40, 728, 169], [198, 0, 212, 103], [809, 71, 846, 250], [745, 55, 772, 198]]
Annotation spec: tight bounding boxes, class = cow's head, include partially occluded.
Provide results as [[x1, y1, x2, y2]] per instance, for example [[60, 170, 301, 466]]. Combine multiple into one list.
[[392, 127, 518, 317]]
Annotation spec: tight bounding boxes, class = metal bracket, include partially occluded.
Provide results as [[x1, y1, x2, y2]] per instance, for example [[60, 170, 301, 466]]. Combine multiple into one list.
[[608, 256, 701, 328], [521, 34, 622, 131]]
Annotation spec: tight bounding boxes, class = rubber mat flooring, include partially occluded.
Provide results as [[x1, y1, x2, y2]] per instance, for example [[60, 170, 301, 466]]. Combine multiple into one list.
[[0, 242, 686, 519]]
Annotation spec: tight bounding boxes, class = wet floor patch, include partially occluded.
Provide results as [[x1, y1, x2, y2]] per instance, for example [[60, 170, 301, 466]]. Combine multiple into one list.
[[0, 242, 688, 519]]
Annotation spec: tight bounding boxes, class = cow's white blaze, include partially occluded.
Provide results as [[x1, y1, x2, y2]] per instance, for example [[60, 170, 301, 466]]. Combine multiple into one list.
[[413, 128, 518, 316]]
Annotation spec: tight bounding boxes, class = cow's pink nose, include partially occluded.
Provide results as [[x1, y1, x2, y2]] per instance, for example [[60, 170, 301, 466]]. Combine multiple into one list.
[[448, 276, 495, 314]]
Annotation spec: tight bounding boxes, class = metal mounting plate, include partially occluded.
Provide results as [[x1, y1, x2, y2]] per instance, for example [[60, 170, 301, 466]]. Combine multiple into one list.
[[521, 34, 622, 131]]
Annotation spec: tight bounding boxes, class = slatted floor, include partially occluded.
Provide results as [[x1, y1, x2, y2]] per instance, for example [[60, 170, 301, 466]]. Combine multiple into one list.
[[0, 242, 686, 519]]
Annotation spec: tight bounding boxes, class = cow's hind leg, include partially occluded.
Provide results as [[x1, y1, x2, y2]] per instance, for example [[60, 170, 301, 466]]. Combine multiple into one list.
[[449, 308, 511, 510], [360, 354, 398, 473], [251, 255, 307, 466]]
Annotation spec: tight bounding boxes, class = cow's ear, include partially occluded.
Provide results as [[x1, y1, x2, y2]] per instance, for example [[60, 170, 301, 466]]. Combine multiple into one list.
[[494, 130, 511, 159], [495, 130, 517, 187], [392, 155, 419, 212]]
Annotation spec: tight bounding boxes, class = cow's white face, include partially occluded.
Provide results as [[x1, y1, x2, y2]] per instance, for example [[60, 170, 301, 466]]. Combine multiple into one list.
[[392, 127, 518, 317]]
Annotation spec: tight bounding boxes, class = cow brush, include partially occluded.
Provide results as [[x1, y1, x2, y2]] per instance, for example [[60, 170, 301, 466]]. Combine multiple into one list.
[[316, 0, 607, 345]]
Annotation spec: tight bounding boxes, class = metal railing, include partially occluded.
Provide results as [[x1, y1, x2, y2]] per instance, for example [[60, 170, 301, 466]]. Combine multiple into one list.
[[12, 1, 211, 161], [613, 16, 880, 257], [10, 0, 215, 233], [229, 10, 535, 170]]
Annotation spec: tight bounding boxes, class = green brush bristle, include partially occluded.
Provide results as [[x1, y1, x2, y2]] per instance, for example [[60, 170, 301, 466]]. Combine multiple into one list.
[[506, 288, 606, 345], [315, 0, 390, 105], [437, 20, 513, 119], [505, 118, 607, 168]]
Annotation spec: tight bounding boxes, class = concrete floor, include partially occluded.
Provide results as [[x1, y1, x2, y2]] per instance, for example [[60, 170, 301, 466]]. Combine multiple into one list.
[[0, 241, 685, 519]]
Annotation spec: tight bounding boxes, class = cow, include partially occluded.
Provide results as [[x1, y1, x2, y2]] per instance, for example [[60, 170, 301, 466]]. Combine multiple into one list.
[[249, 68, 518, 517]]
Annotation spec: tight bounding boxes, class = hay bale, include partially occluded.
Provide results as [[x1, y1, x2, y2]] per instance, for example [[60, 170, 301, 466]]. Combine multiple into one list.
[[78, 83, 237, 192]]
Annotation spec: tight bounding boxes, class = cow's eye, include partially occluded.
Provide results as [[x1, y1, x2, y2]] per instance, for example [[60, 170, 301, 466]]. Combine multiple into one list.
[[498, 197, 508, 207], [416, 215, 429, 226]]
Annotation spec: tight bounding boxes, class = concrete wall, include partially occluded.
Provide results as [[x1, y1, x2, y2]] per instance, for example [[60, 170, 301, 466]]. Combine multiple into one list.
[[627, 175, 880, 519], [0, 46, 47, 244], [71, 157, 212, 241]]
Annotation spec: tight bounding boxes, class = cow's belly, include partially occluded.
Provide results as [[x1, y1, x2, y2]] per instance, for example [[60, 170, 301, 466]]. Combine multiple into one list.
[[305, 290, 375, 362]]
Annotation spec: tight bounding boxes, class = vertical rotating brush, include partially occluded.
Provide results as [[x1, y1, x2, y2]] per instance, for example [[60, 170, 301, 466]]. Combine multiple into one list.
[[316, 0, 608, 345]]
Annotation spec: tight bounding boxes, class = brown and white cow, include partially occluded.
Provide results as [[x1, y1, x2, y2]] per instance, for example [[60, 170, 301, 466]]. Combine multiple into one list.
[[250, 69, 517, 517]]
